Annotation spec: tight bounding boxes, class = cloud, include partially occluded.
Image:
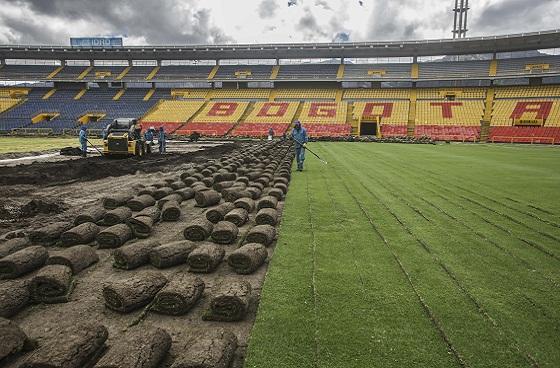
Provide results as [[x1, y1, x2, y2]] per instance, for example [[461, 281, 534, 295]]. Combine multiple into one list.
[[0, 0, 234, 45], [297, 7, 328, 41], [258, 0, 279, 18], [333, 32, 350, 42], [471, 0, 559, 35]]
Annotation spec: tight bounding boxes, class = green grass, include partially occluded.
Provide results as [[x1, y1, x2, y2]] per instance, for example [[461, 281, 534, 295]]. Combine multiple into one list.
[[246, 142, 560, 368], [0, 137, 102, 154]]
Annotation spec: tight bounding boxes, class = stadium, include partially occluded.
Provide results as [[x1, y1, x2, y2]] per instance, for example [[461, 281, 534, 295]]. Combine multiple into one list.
[[0, 1, 559, 368]]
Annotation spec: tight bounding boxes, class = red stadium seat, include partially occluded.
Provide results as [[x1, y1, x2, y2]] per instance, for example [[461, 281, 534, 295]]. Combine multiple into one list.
[[489, 127, 560, 144], [415, 125, 480, 142], [230, 123, 291, 138], [175, 122, 234, 137]]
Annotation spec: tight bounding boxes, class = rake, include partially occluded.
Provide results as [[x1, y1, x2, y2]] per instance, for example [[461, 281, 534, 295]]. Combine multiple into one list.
[[292, 137, 328, 165]]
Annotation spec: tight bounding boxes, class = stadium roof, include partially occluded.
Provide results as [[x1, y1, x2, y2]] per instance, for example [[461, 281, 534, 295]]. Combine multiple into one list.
[[1, 30, 559, 61]]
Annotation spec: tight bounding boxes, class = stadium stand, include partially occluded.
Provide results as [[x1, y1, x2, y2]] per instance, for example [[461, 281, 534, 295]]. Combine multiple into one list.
[[496, 55, 560, 76], [231, 101, 300, 137], [297, 101, 350, 136], [343, 89, 410, 100], [210, 89, 270, 100], [83, 66, 126, 80], [154, 65, 215, 80], [276, 64, 339, 80], [120, 66, 154, 81], [275, 88, 336, 100], [0, 65, 56, 80], [140, 100, 205, 133], [214, 65, 273, 80], [176, 101, 250, 136], [418, 60, 491, 79], [343, 63, 412, 79]]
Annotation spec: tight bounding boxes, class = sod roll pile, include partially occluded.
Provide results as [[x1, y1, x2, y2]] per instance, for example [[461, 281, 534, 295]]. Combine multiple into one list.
[[103, 193, 133, 210], [224, 208, 248, 227], [60, 222, 100, 246], [20, 323, 108, 368], [0, 317, 29, 361], [255, 208, 278, 226], [0, 246, 48, 279], [97, 224, 132, 249], [149, 241, 197, 269], [187, 243, 225, 273], [205, 202, 235, 224], [103, 272, 167, 313], [0, 237, 29, 258], [126, 194, 156, 212], [29, 264, 74, 303], [171, 330, 237, 368], [104, 207, 133, 226], [152, 275, 205, 315], [203, 280, 251, 322], [227, 243, 267, 274], [0, 279, 30, 318], [211, 221, 239, 245], [112, 240, 160, 270], [246, 224, 276, 246], [94, 327, 171, 368], [183, 218, 214, 241], [195, 189, 221, 207], [74, 207, 106, 226], [47, 244, 99, 274], [28, 222, 72, 245]]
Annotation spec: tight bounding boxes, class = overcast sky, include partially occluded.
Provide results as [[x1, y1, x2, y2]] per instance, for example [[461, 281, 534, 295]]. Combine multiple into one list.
[[0, 0, 558, 45]]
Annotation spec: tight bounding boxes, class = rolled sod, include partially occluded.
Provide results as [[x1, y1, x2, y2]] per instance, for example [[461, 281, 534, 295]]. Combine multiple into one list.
[[234, 197, 255, 212], [60, 222, 100, 247], [126, 194, 156, 212], [158, 193, 183, 209], [47, 244, 99, 274], [223, 189, 252, 203], [187, 243, 225, 273], [205, 202, 236, 224], [273, 176, 289, 185], [128, 206, 161, 238], [211, 221, 239, 245], [192, 184, 209, 193], [203, 280, 252, 322], [182, 176, 198, 186], [0, 317, 29, 361], [213, 180, 234, 192], [245, 186, 262, 200], [103, 193, 133, 210], [152, 275, 204, 315], [246, 225, 276, 246], [161, 201, 182, 222], [96, 224, 132, 249], [236, 176, 249, 185], [153, 187, 174, 200], [170, 180, 186, 190], [103, 272, 167, 313], [112, 240, 160, 270], [274, 182, 288, 194], [255, 208, 279, 226], [249, 181, 265, 191], [74, 207, 107, 226], [224, 208, 249, 227], [138, 186, 157, 196], [228, 243, 267, 274], [94, 327, 171, 368], [1, 229, 27, 240], [0, 279, 30, 318], [28, 222, 72, 245], [0, 237, 30, 258], [149, 240, 197, 269], [29, 264, 74, 304], [267, 188, 284, 201], [171, 330, 237, 368], [195, 189, 221, 207], [257, 195, 278, 210], [202, 177, 214, 187], [0, 246, 48, 279], [214, 172, 236, 183], [104, 207, 133, 226], [20, 323, 108, 368], [174, 187, 195, 201], [183, 218, 214, 242]]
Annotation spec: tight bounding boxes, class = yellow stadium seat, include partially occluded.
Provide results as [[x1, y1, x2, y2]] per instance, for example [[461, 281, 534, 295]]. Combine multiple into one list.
[[141, 100, 204, 123], [352, 101, 409, 125], [244, 102, 300, 123], [298, 102, 347, 124], [192, 101, 249, 123], [416, 100, 484, 126]]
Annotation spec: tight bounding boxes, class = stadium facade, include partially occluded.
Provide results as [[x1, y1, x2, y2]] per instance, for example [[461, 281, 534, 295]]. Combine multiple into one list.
[[0, 30, 559, 143]]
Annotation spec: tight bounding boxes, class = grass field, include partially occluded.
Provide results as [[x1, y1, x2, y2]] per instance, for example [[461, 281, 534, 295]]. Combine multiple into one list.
[[0, 137, 102, 154], [246, 143, 560, 368]]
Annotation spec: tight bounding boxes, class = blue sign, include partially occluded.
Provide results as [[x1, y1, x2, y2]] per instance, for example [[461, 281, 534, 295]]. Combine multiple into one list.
[[70, 37, 123, 48]]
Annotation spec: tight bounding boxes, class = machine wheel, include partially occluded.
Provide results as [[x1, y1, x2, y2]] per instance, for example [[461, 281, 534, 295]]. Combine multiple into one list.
[[141, 143, 147, 156]]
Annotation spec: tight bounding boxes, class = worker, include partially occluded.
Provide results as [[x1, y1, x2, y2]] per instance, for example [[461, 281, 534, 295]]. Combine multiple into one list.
[[158, 126, 166, 154], [291, 120, 308, 171], [79, 125, 88, 157], [144, 127, 155, 145], [268, 127, 274, 141]]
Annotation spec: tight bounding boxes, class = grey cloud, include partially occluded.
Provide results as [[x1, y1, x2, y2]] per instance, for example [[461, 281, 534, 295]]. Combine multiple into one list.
[[258, 0, 278, 18], [297, 7, 328, 41], [365, 1, 423, 40], [333, 32, 350, 42], [1, 0, 235, 45], [472, 0, 559, 35]]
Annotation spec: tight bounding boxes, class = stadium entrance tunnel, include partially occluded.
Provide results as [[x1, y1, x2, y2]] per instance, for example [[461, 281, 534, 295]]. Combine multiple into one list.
[[360, 122, 378, 136]]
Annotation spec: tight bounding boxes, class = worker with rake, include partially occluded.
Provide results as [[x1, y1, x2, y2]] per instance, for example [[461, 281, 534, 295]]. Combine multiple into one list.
[[291, 120, 308, 171]]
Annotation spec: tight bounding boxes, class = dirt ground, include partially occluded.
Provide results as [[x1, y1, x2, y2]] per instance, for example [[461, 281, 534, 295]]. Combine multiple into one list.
[[0, 140, 290, 368]]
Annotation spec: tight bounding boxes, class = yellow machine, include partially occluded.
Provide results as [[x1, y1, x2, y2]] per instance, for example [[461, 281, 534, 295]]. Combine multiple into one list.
[[103, 118, 150, 156]]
